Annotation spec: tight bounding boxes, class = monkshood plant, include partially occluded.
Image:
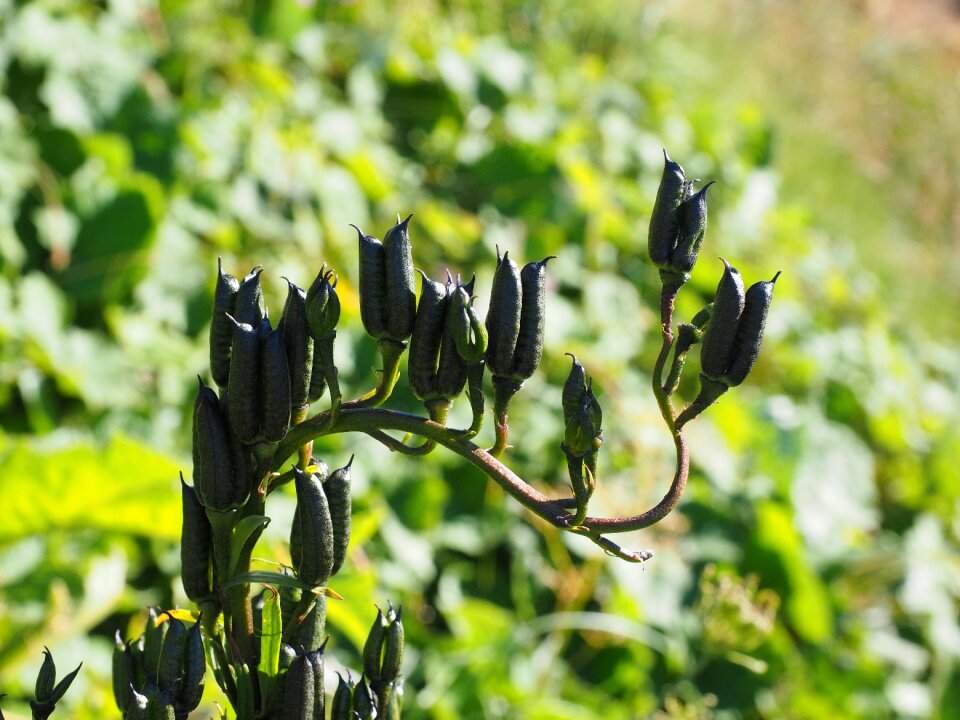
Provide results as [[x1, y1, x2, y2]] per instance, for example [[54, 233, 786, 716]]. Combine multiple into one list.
[[105, 151, 777, 719]]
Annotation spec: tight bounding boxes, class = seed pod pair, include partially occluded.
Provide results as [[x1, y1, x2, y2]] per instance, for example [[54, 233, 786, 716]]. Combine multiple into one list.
[[279, 646, 325, 720], [408, 273, 470, 405], [355, 217, 417, 343], [562, 356, 603, 457], [31, 647, 81, 719], [210, 259, 240, 388], [699, 260, 780, 388], [485, 252, 554, 383], [279, 280, 315, 410], [291, 467, 334, 587], [306, 266, 342, 404], [363, 604, 404, 686], [647, 151, 715, 279], [193, 379, 246, 511]]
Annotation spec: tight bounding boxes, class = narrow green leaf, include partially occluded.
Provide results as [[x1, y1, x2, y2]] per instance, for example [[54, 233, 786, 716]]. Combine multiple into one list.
[[220, 571, 311, 592], [257, 588, 283, 702]]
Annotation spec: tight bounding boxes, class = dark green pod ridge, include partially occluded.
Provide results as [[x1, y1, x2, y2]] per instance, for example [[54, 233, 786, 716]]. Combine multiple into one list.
[[331, 674, 354, 720], [193, 378, 243, 510], [225, 314, 262, 445], [380, 607, 404, 682], [280, 280, 315, 410], [210, 258, 239, 388], [352, 676, 378, 720], [724, 272, 780, 387], [355, 224, 389, 340], [280, 652, 314, 720], [485, 250, 522, 377], [450, 285, 488, 362], [234, 267, 266, 326], [648, 150, 687, 268], [259, 325, 292, 442], [383, 214, 417, 342], [180, 473, 213, 600], [143, 609, 167, 684], [157, 616, 187, 692], [113, 633, 135, 713], [408, 271, 449, 401], [292, 467, 334, 587], [561, 353, 587, 425], [362, 607, 388, 679], [325, 456, 353, 577], [176, 618, 205, 714], [670, 180, 715, 273], [306, 265, 341, 340], [699, 259, 746, 381], [512, 256, 554, 381]]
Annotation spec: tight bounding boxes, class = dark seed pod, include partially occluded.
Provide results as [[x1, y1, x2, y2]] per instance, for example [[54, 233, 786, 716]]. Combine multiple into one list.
[[512, 257, 554, 382], [355, 225, 388, 340], [325, 456, 353, 576], [673, 322, 702, 356], [449, 285, 487, 362], [724, 272, 780, 387], [279, 280, 315, 410], [292, 596, 327, 653], [383, 215, 417, 342], [225, 315, 262, 445], [290, 501, 303, 573], [259, 325, 292, 442], [380, 607, 404, 682], [331, 674, 355, 720], [143, 609, 167, 684], [210, 258, 239, 388], [305, 265, 341, 340], [362, 607, 388, 679], [278, 644, 298, 671], [293, 467, 334, 587], [485, 251, 522, 377], [157, 616, 187, 692], [307, 347, 328, 404], [147, 689, 176, 720], [352, 676, 378, 720], [234, 267, 266, 326], [35, 648, 56, 702], [648, 150, 687, 268], [176, 619, 205, 714], [699, 259, 746, 380], [408, 272, 449, 401], [193, 378, 241, 510], [280, 652, 314, 720], [113, 633, 135, 713], [561, 354, 587, 425], [670, 181, 715, 273], [305, 644, 326, 720], [565, 382, 603, 456], [127, 685, 150, 720]]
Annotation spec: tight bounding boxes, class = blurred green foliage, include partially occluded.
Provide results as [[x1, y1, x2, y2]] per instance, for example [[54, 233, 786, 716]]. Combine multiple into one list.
[[1, 0, 959, 718]]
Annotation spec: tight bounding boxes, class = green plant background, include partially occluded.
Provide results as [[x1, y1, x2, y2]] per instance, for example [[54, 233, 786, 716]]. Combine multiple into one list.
[[2, 0, 959, 718]]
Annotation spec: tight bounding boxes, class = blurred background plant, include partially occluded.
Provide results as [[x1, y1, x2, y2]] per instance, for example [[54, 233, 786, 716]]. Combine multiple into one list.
[[1, 0, 959, 718]]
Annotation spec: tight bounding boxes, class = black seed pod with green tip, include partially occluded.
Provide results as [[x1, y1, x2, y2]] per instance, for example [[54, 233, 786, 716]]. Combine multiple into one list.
[[362, 607, 388, 679], [224, 314, 261, 445], [383, 214, 417, 341], [724, 272, 780, 386], [450, 285, 488, 362], [355, 225, 388, 340], [512, 256, 554, 381], [259, 324, 291, 443], [292, 467, 334, 587], [280, 280, 315, 410], [670, 180, 715, 273], [325, 456, 353, 576], [180, 477, 214, 600], [485, 251, 522, 377], [193, 378, 242, 510], [699, 259, 745, 380], [305, 265, 341, 340], [565, 381, 603, 456], [561, 353, 587, 425], [234, 267, 266, 326], [408, 272, 449, 401], [648, 150, 687, 268], [210, 258, 239, 388], [280, 652, 314, 720]]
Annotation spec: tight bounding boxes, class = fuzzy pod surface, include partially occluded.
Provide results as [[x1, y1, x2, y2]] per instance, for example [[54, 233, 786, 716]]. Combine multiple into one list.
[[561, 354, 587, 425], [355, 225, 389, 340], [450, 284, 488, 362], [383, 215, 417, 341], [512, 257, 553, 381], [280, 280, 315, 409], [724, 272, 780, 387], [485, 251, 522, 377], [210, 258, 239, 388], [193, 379, 242, 510], [325, 456, 353, 576], [225, 315, 262, 445], [180, 476, 212, 602], [306, 266, 341, 340], [408, 272, 449, 400], [292, 467, 335, 587], [280, 652, 314, 720], [648, 151, 687, 268], [233, 267, 266, 326], [670, 181, 714, 274], [699, 259, 746, 380]]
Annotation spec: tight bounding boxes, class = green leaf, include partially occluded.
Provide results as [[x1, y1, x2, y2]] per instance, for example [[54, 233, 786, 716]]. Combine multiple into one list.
[[0, 433, 181, 543], [228, 515, 270, 576], [221, 571, 311, 593], [257, 588, 282, 702]]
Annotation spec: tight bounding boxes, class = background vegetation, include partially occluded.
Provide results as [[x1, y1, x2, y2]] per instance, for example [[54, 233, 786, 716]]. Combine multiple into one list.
[[1, 0, 959, 718]]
